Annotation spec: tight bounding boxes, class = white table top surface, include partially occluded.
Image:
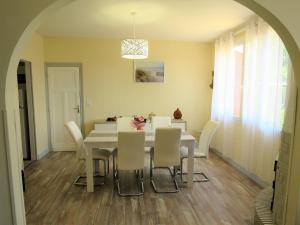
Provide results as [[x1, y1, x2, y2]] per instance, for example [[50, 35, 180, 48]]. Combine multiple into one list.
[[84, 130, 195, 143]]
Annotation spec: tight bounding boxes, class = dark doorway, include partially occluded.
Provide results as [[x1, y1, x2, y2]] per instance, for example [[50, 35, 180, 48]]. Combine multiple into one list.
[[17, 61, 37, 168]]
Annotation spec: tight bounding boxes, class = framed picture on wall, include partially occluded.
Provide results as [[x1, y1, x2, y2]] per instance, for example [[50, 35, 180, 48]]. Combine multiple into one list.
[[134, 61, 165, 83]]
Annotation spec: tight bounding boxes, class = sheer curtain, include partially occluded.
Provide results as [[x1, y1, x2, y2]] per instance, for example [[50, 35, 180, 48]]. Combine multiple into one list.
[[211, 18, 291, 183], [211, 33, 236, 157], [241, 19, 287, 182]]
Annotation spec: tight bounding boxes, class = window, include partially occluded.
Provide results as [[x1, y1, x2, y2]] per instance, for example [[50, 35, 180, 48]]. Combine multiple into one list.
[[233, 44, 245, 118]]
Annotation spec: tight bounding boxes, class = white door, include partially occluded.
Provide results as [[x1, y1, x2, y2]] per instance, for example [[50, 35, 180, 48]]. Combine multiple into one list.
[[47, 66, 82, 151]]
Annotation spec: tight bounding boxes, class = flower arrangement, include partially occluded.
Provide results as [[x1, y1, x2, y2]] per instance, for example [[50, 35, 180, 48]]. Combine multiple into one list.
[[131, 116, 146, 130]]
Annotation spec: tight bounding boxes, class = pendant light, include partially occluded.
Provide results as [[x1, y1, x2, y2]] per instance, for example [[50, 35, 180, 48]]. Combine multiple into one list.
[[121, 12, 148, 59]]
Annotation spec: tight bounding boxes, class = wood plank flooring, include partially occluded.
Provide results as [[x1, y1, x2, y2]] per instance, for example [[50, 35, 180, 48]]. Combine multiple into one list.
[[24, 152, 261, 225]]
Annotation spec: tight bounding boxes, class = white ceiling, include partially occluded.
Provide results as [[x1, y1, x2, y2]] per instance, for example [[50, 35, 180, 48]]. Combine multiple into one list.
[[38, 0, 254, 42]]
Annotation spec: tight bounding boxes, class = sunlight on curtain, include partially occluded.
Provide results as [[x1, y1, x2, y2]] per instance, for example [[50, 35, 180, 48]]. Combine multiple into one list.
[[211, 18, 291, 184], [211, 33, 236, 157], [241, 19, 287, 182], [211, 33, 235, 121]]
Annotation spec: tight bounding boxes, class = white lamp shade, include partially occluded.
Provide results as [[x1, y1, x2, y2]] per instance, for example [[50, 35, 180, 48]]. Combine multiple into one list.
[[121, 39, 148, 59]]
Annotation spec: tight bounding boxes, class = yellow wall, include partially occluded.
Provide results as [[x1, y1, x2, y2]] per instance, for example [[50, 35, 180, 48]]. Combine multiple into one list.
[[43, 37, 214, 134], [1, 1, 300, 225], [21, 33, 49, 158]]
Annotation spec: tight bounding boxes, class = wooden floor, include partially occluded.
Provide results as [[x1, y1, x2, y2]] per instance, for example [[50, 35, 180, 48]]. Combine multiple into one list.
[[24, 152, 261, 225]]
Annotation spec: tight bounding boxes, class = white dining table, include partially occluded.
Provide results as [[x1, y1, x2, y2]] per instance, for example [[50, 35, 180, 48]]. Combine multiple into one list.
[[83, 130, 195, 192]]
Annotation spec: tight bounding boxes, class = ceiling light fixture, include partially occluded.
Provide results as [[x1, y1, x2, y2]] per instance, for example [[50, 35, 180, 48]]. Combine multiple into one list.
[[121, 12, 148, 59]]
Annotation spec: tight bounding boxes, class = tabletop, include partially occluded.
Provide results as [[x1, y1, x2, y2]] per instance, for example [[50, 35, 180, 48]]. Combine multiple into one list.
[[84, 130, 196, 144]]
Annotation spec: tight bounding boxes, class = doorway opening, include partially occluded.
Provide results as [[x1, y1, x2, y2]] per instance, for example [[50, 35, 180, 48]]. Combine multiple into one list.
[[17, 60, 37, 168]]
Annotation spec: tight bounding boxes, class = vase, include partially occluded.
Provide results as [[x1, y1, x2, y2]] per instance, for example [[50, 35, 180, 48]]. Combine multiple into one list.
[[173, 108, 182, 120]]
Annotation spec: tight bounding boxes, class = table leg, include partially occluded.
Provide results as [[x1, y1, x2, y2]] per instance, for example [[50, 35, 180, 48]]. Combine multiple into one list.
[[187, 140, 195, 188], [86, 146, 94, 192]]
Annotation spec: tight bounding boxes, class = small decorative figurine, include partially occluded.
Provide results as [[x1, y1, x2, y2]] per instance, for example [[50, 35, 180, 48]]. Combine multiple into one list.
[[173, 108, 182, 120]]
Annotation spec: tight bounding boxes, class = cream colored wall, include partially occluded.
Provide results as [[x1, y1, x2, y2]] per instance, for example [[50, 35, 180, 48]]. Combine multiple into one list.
[[1, 1, 300, 225], [21, 33, 49, 158], [43, 37, 214, 134]]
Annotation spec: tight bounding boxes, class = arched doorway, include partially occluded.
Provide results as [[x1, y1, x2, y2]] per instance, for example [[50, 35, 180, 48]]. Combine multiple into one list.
[[0, 1, 299, 225]]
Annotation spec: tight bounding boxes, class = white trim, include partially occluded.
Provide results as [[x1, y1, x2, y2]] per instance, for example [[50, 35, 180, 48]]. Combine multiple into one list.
[[37, 148, 49, 160], [52, 144, 76, 152], [210, 148, 269, 188], [0, 110, 14, 224], [3, 109, 27, 225]]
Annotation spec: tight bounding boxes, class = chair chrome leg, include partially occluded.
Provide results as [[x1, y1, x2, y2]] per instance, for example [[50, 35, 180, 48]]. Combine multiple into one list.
[[103, 159, 110, 176], [74, 158, 107, 186], [107, 159, 110, 175], [103, 160, 106, 176], [150, 150, 153, 178], [150, 166, 179, 193], [180, 157, 209, 183], [113, 155, 117, 180], [180, 157, 184, 182], [135, 169, 140, 179], [140, 170, 144, 193], [73, 174, 105, 186], [181, 172, 209, 182], [115, 169, 144, 197]]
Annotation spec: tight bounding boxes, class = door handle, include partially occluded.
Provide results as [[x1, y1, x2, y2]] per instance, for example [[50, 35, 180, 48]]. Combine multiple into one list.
[[73, 106, 80, 113]]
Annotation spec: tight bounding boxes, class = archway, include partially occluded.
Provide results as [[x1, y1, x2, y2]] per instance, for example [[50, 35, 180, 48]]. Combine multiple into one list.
[[0, 1, 299, 225]]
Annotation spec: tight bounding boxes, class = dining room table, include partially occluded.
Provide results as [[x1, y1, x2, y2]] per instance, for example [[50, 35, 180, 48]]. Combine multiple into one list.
[[83, 130, 196, 192]]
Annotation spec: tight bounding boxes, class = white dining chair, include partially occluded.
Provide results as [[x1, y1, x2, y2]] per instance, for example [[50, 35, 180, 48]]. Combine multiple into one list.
[[117, 117, 135, 131], [180, 120, 220, 182], [151, 116, 172, 131], [113, 131, 145, 196], [65, 121, 114, 186], [150, 128, 181, 193], [148, 116, 172, 153]]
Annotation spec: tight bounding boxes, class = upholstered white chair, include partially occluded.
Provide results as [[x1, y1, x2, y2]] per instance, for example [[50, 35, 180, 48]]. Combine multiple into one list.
[[151, 116, 172, 131], [148, 116, 172, 153], [114, 131, 145, 196], [117, 117, 135, 131], [150, 128, 181, 193], [180, 120, 220, 182], [65, 121, 114, 186]]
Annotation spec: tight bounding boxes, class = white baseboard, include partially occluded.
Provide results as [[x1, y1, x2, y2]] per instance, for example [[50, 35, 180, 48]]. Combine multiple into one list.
[[210, 148, 269, 188], [37, 148, 49, 160], [52, 147, 75, 152]]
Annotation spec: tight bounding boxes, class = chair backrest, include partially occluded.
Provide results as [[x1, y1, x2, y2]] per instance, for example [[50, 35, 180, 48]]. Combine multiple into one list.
[[117, 117, 135, 131], [198, 120, 220, 157], [151, 116, 171, 131], [153, 128, 181, 167], [65, 121, 84, 160], [117, 131, 145, 170]]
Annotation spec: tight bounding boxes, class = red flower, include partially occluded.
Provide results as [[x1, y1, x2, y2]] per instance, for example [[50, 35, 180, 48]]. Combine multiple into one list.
[[131, 116, 145, 130]]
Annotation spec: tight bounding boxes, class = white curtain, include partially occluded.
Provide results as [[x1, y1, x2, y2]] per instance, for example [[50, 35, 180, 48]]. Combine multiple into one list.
[[241, 19, 287, 182], [283, 65, 296, 133], [211, 33, 236, 157], [211, 18, 291, 183]]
